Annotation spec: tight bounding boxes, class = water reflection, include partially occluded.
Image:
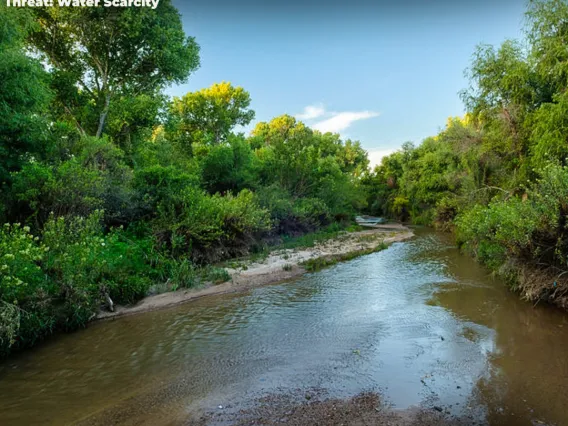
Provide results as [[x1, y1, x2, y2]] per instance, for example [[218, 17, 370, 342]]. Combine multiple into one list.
[[429, 232, 568, 426], [0, 230, 567, 425]]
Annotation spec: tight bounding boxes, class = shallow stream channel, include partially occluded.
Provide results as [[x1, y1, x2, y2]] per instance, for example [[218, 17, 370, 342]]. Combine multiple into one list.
[[1, 228, 567, 425]]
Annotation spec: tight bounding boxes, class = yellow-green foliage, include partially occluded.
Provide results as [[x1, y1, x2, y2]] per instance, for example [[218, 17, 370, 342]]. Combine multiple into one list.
[[155, 188, 272, 262]]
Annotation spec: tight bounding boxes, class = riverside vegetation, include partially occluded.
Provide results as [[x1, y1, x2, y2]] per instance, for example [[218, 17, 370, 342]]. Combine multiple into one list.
[[0, 2, 371, 355], [2, 0, 568, 357], [362, 0, 568, 311]]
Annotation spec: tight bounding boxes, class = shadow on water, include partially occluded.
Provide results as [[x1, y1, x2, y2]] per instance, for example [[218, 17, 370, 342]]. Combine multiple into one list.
[[0, 228, 567, 425]]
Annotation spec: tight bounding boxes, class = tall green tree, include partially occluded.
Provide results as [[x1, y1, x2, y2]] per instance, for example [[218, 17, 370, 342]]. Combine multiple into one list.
[[169, 82, 255, 146], [251, 115, 368, 216], [527, 0, 568, 93], [29, 2, 200, 139], [461, 40, 540, 163], [0, 6, 51, 183]]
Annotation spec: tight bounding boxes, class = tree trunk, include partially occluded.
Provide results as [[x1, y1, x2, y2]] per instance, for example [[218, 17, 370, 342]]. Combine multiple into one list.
[[96, 93, 111, 138]]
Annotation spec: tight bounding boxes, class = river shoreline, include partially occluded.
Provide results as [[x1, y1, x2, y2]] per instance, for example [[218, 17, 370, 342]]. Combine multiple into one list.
[[190, 390, 472, 426], [5, 229, 568, 426], [97, 224, 414, 321]]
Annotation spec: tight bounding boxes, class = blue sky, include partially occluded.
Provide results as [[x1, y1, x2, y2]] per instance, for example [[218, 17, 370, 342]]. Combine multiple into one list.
[[170, 0, 527, 165]]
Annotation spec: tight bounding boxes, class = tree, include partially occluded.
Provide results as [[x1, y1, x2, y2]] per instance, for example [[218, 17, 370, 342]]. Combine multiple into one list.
[[250, 115, 368, 216], [335, 139, 369, 176], [462, 41, 539, 117], [0, 6, 52, 183], [251, 115, 318, 194], [29, 2, 200, 139], [527, 0, 568, 93], [198, 135, 256, 194], [169, 82, 255, 146], [461, 41, 541, 160], [525, 0, 568, 166]]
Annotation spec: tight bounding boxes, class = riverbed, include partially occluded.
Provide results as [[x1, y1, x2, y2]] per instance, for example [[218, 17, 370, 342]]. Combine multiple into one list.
[[1, 228, 567, 425]]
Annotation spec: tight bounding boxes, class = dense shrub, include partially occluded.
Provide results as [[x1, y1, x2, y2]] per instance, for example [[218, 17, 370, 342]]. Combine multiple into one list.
[[0, 223, 46, 304], [0, 212, 153, 355], [456, 164, 568, 270], [154, 188, 272, 262], [256, 184, 331, 234], [9, 137, 137, 226], [10, 160, 105, 224], [198, 135, 256, 194]]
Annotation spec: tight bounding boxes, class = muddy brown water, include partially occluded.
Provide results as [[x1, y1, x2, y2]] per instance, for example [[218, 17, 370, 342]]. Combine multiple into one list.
[[1, 229, 568, 425]]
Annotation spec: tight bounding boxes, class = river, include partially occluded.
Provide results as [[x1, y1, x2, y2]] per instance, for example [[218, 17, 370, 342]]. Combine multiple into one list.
[[1, 229, 567, 425]]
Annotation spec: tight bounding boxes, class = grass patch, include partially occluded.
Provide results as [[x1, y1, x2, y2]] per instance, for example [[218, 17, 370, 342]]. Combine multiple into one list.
[[345, 223, 366, 233], [202, 266, 231, 284], [275, 222, 358, 251], [301, 242, 388, 272]]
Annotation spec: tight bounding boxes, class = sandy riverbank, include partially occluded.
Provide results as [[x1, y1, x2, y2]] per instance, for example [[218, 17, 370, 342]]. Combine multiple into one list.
[[97, 224, 413, 320]]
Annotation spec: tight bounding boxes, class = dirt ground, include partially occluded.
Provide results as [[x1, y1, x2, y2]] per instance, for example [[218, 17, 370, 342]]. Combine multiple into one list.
[[97, 225, 413, 321]]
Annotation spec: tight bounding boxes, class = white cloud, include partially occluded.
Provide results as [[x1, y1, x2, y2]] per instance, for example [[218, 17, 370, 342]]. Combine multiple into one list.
[[295, 104, 326, 120], [295, 104, 380, 134], [294, 104, 391, 169], [312, 111, 380, 134], [367, 148, 397, 168]]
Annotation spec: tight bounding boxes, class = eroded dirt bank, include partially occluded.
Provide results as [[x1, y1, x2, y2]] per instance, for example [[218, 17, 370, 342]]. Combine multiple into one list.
[[97, 224, 413, 320]]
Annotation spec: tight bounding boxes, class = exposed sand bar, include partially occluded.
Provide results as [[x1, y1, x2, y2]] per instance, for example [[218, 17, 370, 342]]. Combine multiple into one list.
[[97, 224, 413, 320]]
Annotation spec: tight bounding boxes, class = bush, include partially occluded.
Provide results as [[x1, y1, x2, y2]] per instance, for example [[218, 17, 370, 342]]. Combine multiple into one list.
[[456, 164, 568, 270], [256, 184, 332, 235], [434, 196, 460, 230], [154, 187, 272, 262], [0, 223, 46, 302], [10, 160, 105, 225], [0, 211, 154, 355], [9, 137, 137, 227], [42, 212, 152, 307], [256, 184, 295, 221], [392, 196, 409, 220], [0, 223, 52, 353], [133, 164, 200, 215], [293, 197, 331, 227], [198, 135, 256, 194]]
